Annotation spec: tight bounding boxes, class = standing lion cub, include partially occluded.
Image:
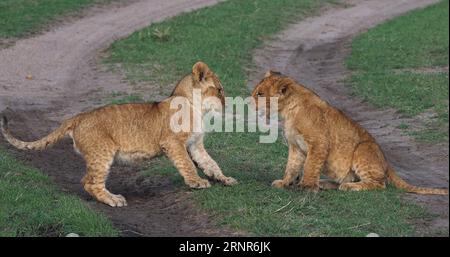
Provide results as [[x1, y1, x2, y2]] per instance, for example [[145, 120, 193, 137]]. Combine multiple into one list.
[[1, 62, 237, 207], [252, 71, 447, 195]]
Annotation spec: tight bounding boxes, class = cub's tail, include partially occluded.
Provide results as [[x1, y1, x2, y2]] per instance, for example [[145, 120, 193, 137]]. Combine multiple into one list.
[[1, 116, 75, 151], [386, 164, 448, 195]]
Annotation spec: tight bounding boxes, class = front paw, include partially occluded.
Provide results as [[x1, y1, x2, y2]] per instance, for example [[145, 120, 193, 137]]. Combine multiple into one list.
[[220, 176, 238, 186], [187, 178, 211, 189], [299, 182, 320, 193], [271, 179, 287, 189], [100, 193, 128, 207]]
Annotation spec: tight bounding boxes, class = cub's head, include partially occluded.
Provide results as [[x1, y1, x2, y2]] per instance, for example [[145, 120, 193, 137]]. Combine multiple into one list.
[[171, 61, 225, 112], [251, 70, 295, 118], [191, 61, 225, 111]]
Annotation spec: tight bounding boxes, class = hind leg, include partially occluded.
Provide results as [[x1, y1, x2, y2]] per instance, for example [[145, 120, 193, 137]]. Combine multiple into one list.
[[319, 179, 339, 190], [79, 141, 126, 207], [339, 180, 385, 191], [339, 142, 386, 192]]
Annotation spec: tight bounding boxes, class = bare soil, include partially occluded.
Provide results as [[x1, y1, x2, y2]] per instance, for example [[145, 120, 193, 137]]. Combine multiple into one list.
[[249, 0, 449, 236]]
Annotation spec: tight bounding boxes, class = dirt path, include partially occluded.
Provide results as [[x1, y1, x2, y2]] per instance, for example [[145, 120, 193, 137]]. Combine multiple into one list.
[[249, 0, 449, 236], [0, 0, 223, 116], [0, 0, 239, 237]]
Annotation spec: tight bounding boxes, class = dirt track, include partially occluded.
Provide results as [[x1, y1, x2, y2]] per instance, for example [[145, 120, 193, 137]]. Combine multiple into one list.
[[0, 0, 448, 236], [0, 0, 223, 117], [249, 0, 449, 235]]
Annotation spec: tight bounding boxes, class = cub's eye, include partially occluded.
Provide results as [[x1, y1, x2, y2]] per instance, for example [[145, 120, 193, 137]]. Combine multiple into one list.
[[218, 88, 223, 94]]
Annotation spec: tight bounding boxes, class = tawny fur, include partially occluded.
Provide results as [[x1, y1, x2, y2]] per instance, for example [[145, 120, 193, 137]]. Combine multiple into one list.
[[251, 71, 448, 195], [1, 62, 237, 207]]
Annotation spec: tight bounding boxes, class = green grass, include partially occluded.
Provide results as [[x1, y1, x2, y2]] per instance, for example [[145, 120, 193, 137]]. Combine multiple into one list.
[[346, 0, 449, 141], [106, 0, 334, 97], [109, 93, 144, 105], [0, 148, 117, 236], [0, 0, 116, 38], [139, 133, 428, 236], [105, 0, 429, 236]]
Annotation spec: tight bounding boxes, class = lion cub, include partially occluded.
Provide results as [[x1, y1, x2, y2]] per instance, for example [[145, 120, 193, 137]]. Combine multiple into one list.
[[1, 62, 237, 207], [251, 71, 447, 195]]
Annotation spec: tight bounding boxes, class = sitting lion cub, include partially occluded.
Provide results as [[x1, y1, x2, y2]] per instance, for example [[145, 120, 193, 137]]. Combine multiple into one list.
[[252, 71, 447, 195], [1, 62, 237, 207]]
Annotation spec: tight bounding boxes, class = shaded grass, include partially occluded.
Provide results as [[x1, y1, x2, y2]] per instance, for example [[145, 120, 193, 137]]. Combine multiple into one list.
[[346, 0, 449, 141], [105, 0, 429, 236], [0, 148, 117, 237], [0, 0, 116, 38]]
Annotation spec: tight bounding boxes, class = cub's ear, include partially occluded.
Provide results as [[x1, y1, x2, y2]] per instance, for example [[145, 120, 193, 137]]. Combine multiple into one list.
[[264, 70, 282, 78], [192, 61, 210, 82], [278, 82, 291, 95]]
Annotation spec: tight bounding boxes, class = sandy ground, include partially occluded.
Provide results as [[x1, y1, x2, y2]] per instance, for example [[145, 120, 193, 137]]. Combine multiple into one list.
[[249, 0, 449, 236], [0, 0, 448, 236]]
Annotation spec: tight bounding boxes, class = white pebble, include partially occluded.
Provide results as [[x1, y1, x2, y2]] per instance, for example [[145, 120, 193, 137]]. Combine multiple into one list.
[[65, 233, 80, 237], [366, 233, 379, 237]]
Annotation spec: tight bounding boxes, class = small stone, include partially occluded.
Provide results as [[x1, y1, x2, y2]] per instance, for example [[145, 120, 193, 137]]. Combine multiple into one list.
[[366, 233, 379, 237], [65, 233, 80, 237]]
